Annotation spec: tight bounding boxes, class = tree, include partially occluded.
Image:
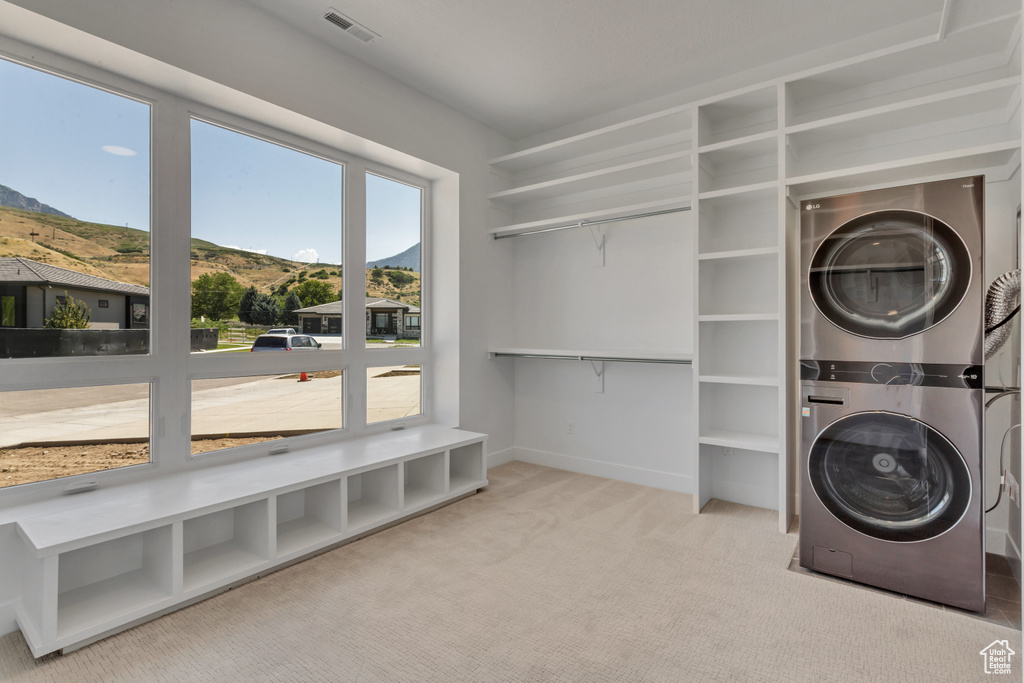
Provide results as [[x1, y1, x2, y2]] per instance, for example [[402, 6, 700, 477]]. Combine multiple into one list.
[[191, 272, 245, 321], [44, 293, 91, 329], [283, 291, 302, 326], [370, 265, 383, 284], [248, 295, 280, 326], [293, 279, 335, 308], [238, 286, 259, 325], [385, 270, 414, 287]]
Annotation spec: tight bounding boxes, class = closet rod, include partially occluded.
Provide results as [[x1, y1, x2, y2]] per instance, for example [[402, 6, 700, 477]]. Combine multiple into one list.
[[491, 352, 692, 365], [493, 205, 691, 240]]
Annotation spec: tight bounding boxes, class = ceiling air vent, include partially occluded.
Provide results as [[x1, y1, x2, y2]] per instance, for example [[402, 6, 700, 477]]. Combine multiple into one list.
[[324, 8, 379, 43]]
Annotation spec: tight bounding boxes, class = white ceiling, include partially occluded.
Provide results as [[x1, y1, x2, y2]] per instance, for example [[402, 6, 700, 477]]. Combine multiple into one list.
[[244, 0, 948, 141]]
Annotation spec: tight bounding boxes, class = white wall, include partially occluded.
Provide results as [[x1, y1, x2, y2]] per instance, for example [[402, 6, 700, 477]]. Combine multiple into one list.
[[506, 210, 694, 488], [0, 0, 516, 636]]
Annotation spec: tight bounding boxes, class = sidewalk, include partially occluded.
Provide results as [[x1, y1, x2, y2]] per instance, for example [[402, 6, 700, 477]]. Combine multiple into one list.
[[0, 367, 420, 448]]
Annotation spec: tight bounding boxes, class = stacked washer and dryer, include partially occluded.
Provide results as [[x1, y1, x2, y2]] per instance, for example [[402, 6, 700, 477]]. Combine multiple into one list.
[[799, 176, 986, 612]]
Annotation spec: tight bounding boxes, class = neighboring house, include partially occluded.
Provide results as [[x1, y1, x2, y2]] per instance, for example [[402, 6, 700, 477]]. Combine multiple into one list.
[[295, 297, 421, 338], [0, 257, 150, 329]]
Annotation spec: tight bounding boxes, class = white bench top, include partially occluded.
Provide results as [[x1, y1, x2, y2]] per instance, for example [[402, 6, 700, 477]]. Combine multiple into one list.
[[13, 425, 486, 557]]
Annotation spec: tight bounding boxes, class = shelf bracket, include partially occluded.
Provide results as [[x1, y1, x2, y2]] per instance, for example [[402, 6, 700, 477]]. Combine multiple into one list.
[[589, 360, 605, 393], [588, 224, 605, 267]]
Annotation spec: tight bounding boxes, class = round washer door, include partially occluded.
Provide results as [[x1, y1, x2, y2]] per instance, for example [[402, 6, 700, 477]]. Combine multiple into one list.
[[808, 210, 971, 339], [808, 411, 972, 542]]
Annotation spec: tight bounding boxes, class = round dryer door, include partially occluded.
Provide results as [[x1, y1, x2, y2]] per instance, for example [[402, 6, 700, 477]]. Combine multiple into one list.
[[808, 411, 972, 542], [808, 210, 971, 339]]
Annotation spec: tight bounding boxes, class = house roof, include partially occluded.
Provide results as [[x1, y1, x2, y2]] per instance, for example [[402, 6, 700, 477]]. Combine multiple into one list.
[[0, 257, 150, 296], [295, 298, 421, 315]]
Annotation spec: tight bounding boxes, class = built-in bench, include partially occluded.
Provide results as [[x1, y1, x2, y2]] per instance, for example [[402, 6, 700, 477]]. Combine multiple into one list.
[[11, 425, 487, 657]]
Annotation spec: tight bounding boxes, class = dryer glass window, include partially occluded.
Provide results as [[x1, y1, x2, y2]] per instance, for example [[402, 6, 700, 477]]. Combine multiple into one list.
[[808, 411, 971, 542], [808, 210, 971, 339]]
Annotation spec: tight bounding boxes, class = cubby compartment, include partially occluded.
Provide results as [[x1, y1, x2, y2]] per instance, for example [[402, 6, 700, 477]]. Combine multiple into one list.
[[786, 93, 1019, 180], [57, 526, 173, 638], [403, 452, 446, 510], [449, 442, 485, 492], [698, 254, 778, 317], [785, 20, 1019, 127], [275, 480, 343, 557], [698, 383, 779, 453], [183, 501, 270, 593], [697, 188, 778, 254], [698, 319, 779, 383], [698, 85, 778, 147], [490, 106, 691, 173], [697, 136, 778, 196], [697, 444, 780, 511], [347, 465, 400, 531]]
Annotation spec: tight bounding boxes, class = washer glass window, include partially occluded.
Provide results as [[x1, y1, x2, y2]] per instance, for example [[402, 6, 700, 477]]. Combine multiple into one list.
[[808, 210, 971, 339], [808, 411, 971, 542]]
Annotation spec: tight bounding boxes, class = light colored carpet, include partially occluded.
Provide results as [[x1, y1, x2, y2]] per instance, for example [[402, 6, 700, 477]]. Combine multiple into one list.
[[0, 461, 1019, 682]]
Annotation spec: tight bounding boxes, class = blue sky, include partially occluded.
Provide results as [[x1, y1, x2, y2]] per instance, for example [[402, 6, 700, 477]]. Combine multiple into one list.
[[0, 58, 421, 267]]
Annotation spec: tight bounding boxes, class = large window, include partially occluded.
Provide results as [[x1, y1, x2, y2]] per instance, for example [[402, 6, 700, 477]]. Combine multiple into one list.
[[0, 58, 151, 358], [0, 48, 435, 496], [365, 173, 422, 349]]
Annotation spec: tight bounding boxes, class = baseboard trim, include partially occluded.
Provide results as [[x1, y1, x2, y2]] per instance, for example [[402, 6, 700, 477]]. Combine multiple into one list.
[[513, 447, 693, 493], [486, 446, 516, 468]]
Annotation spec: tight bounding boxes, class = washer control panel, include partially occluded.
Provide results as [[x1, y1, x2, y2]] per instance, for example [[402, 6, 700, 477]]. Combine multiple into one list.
[[801, 360, 983, 389]]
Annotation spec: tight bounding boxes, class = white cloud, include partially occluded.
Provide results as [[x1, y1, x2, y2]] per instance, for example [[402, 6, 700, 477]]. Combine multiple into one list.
[[294, 248, 319, 263], [102, 145, 138, 157]]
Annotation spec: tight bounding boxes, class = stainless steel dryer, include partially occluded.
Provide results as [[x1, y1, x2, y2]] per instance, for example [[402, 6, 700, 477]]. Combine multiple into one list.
[[799, 360, 985, 611], [801, 176, 984, 364]]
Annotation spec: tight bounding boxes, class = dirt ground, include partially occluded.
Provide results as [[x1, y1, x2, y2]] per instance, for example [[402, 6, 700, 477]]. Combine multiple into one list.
[[0, 437, 275, 488]]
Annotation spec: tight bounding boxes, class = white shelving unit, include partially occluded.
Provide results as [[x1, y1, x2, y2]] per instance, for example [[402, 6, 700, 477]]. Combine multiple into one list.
[[490, 8, 1021, 534], [692, 82, 790, 529], [13, 425, 487, 657]]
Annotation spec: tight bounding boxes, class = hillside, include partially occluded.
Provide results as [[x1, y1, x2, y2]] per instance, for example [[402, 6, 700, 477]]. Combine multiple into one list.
[[0, 184, 73, 219], [0, 204, 420, 305], [367, 242, 420, 272]]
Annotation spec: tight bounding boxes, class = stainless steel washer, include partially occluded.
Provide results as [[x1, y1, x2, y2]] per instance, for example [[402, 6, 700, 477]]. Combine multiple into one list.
[[801, 176, 984, 364], [798, 360, 985, 611]]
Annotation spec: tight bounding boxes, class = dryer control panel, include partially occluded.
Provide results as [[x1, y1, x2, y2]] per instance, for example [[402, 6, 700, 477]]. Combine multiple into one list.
[[801, 360, 983, 389]]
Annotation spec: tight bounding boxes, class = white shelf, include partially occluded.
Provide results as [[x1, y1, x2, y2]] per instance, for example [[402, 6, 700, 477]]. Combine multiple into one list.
[[699, 374, 779, 386], [490, 197, 691, 239], [488, 347, 693, 364], [786, 76, 1020, 136], [698, 246, 779, 261], [276, 517, 337, 557], [12, 425, 488, 657], [57, 570, 172, 640], [787, 140, 1021, 198], [489, 106, 691, 172], [698, 135, 778, 194], [347, 500, 398, 531], [698, 85, 778, 146], [347, 465, 400, 532], [697, 129, 777, 154], [698, 430, 780, 454], [785, 19, 1019, 127], [488, 151, 691, 206], [182, 540, 265, 594], [697, 180, 778, 201]]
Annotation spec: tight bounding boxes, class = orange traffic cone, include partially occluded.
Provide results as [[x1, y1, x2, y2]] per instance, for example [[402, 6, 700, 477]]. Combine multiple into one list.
[[299, 372, 311, 382]]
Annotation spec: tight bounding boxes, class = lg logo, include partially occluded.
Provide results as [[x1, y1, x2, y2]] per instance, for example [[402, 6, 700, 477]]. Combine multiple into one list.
[[806, 203, 820, 210]]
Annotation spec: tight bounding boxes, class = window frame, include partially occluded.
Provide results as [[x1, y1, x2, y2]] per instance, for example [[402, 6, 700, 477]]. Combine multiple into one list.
[[0, 41, 438, 504]]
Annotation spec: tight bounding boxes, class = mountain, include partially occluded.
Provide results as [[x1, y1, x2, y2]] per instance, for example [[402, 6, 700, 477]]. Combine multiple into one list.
[[0, 184, 73, 219], [367, 242, 420, 272]]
